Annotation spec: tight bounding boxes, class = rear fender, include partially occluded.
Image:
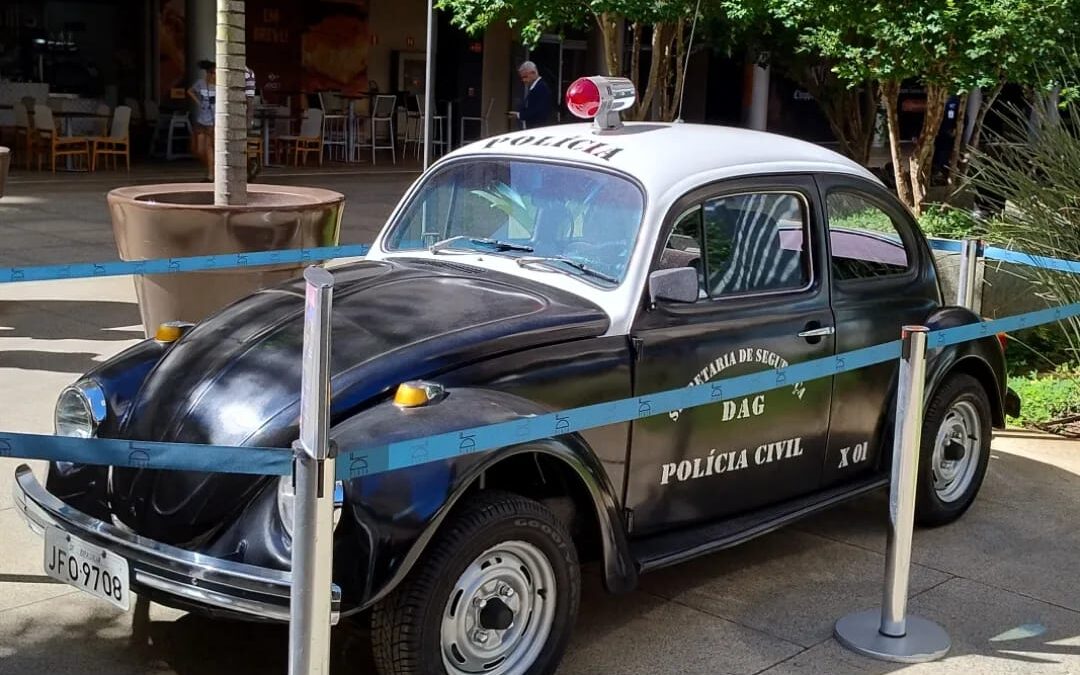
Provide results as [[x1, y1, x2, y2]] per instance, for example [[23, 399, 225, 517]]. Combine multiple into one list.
[[330, 387, 636, 612], [923, 307, 1007, 426]]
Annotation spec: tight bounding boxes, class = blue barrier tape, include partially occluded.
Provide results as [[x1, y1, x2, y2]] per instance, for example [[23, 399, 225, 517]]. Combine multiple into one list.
[[0, 432, 291, 475], [0, 244, 371, 284], [927, 237, 1080, 274], [3, 236, 1076, 284], [930, 302, 1080, 349], [0, 340, 901, 478], [334, 340, 902, 480], [982, 246, 1080, 275], [1, 301, 1078, 480], [927, 238, 964, 253]]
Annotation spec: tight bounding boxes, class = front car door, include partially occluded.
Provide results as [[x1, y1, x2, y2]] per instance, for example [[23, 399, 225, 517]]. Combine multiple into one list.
[[816, 175, 941, 486], [625, 176, 835, 535]]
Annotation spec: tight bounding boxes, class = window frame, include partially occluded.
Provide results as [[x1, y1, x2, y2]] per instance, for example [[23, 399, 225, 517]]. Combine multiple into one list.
[[818, 179, 922, 290], [649, 182, 818, 304]]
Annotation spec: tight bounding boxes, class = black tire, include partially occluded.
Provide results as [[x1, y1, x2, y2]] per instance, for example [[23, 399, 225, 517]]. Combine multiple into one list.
[[372, 490, 580, 675], [915, 374, 993, 527]]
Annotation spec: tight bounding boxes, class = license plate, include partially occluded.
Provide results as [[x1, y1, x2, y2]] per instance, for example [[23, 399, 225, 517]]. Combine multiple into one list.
[[44, 526, 130, 611]]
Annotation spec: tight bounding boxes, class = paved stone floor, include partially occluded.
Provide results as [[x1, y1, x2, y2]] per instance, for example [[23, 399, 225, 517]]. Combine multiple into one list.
[[0, 159, 420, 267], [2, 169, 1080, 674]]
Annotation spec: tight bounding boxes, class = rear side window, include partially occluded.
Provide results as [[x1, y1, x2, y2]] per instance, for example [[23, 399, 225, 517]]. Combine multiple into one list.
[[826, 191, 912, 281]]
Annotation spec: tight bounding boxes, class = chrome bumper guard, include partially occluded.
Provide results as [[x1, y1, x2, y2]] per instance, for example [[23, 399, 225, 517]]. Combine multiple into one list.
[[13, 464, 340, 624]]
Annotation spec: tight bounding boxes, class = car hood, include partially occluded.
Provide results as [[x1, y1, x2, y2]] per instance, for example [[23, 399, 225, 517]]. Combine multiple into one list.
[[109, 258, 609, 544]]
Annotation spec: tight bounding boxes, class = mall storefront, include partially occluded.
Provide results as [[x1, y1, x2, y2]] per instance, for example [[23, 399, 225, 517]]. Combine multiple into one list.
[[0, 0, 570, 143]]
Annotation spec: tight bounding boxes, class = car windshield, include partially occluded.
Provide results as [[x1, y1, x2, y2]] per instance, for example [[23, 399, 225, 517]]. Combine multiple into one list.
[[384, 159, 646, 285]]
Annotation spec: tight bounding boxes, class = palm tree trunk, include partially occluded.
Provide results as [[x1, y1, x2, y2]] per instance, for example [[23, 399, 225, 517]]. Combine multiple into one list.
[[215, 0, 248, 206]]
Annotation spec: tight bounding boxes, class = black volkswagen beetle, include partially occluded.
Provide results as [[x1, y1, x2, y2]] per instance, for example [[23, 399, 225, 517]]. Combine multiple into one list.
[[16, 82, 1014, 675]]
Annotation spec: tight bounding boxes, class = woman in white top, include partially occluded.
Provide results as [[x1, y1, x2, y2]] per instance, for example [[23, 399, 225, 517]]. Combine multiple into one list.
[[187, 60, 216, 180]]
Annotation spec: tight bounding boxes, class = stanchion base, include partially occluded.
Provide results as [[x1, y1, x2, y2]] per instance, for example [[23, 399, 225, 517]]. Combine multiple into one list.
[[835, 609, 951, 664]]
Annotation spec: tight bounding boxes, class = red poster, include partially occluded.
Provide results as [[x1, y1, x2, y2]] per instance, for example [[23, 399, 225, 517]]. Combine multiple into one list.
[[158, 0, 186, 101], [301, 2, 370, 95]]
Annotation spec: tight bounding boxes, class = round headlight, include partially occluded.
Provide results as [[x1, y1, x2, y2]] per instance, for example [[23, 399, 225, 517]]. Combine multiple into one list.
[[277, 476, 296, 538], [276, 476, 343, 539], [54, 382, 106, 438]]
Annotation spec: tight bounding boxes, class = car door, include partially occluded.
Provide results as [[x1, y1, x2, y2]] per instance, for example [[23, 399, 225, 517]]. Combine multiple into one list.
[[625, 176, 835, 535], [815, 175, 941, 487]]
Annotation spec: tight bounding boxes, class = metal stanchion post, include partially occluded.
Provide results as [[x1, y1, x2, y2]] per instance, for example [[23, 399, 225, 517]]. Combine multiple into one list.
[[289, 267, 337, 675], [955, 239, 981, 309], [834, 326, 951, 663]]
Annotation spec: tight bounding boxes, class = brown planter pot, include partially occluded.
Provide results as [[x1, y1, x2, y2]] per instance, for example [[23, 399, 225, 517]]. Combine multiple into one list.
[[0, 147, 9, 198], [108, 183, 344, 335]]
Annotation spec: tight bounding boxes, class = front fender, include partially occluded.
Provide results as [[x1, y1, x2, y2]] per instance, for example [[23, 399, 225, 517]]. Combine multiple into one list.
[[329, 387, 636, 613], [46, 338, 170, 518]]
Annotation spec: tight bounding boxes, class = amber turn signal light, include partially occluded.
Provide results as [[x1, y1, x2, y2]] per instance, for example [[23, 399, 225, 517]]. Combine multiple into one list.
[[394, 381, 445, 408], [154, 322, 185, 343]]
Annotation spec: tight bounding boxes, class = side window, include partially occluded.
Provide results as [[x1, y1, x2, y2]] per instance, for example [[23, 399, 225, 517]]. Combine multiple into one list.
[[657, 206, 707, 295], [702, 193, 810, 297], [657, 193, 811, 300], [826, 191, 912, 281]]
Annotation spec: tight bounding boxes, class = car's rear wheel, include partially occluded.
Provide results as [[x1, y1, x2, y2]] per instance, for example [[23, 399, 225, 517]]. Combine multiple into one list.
[[915, 374, 992, 526], [372, 490, 580, 675]]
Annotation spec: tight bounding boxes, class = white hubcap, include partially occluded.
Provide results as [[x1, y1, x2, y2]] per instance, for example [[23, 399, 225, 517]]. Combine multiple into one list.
[[440, 540, 557, 675], [931, 400, 981, 503]]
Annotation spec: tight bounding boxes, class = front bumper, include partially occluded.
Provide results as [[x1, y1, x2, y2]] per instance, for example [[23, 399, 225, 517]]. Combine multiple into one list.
[[13, 464, 340, 623]]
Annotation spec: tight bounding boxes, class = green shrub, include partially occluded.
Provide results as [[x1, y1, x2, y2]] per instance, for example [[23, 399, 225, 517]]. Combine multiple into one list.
[[1008, 366, 1080, 427], [917, 205, 981, 240], [1005, 324, 1079, 373]]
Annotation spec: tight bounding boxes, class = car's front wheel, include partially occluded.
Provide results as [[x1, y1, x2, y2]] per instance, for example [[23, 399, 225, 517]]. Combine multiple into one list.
[[372, 490, 580, 675], [915, 374, 993, 526]]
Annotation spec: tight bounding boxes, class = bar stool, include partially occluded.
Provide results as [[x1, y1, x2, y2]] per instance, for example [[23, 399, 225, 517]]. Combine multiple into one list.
[[460, 98, 495, 144], [370, 94, 396, 165], [319, 92, 348, 162], [347, 97, 371, 162], [409, 95, 446, 159]]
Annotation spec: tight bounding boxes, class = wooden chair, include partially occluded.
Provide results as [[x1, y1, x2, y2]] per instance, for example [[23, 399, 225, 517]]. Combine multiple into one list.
[[91, 105, 132, 171], [34, 105, 90, 172], [275, 108, 323, 166]]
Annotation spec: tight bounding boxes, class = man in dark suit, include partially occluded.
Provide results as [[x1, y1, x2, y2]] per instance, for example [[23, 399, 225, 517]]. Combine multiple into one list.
[[516, 61, 553, 129]]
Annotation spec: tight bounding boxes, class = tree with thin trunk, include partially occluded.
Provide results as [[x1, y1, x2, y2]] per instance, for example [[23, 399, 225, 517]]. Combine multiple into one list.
[[436, 0, 708, 123], [946, 2, 1074, 188], [215, 0, 248, 206], [770, 0, 1072, 215]]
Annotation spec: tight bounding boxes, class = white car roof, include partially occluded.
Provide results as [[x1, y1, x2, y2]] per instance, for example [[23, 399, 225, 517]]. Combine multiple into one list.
[[444, 122, 882, 195]]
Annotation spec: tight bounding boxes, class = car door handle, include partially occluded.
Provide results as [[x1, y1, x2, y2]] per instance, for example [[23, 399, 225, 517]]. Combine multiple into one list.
[[797, 326, 835, 338]]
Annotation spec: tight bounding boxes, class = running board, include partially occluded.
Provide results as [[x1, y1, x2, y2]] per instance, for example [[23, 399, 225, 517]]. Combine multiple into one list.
[[632, 474, 889, 573]]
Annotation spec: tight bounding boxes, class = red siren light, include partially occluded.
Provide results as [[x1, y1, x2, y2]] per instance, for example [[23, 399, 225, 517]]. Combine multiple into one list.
[[566, 78, 602, 119], [565, 76, 637, 131]]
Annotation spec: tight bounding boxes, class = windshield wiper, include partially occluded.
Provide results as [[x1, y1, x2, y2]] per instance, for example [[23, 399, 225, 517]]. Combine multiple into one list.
[[516, 256, 619, 284], [430, 236, 534, 255]]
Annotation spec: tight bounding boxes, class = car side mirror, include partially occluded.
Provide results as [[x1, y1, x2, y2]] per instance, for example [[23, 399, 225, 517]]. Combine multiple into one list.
[[648, 267, 699, 304]]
